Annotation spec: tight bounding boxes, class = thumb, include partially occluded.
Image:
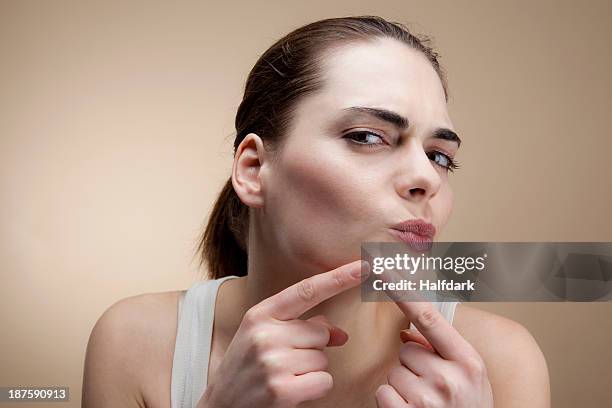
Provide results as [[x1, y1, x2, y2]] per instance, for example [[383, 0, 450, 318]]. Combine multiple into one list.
[[400, 328, 435, 352], [306, 314, 349, 347]]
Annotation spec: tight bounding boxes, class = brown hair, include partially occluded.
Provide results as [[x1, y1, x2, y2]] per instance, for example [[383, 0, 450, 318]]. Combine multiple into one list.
[[195, 15, 449, 280]]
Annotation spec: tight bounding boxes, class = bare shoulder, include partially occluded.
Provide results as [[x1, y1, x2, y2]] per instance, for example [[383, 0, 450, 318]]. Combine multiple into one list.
[[452, 303, 551, 408], [82, 290, 186, 408]]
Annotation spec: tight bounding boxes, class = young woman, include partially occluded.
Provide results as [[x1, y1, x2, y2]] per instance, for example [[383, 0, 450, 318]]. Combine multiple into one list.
[[82, 16, 550, 408]]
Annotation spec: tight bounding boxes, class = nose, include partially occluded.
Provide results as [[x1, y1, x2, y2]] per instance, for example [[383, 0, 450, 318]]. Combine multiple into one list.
[[394, 140, 442, 204]]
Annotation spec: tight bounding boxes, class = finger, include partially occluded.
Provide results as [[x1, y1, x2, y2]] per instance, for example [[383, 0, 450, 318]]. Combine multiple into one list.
[[290, 371, 334, 403], [394, 301, 475, 362], [306, 315, 349, 347], [398, 341, 449, 377], [288, 349, 328, 375], [399, 329, 434, 351], [256, 260, 369, 321], [261, 348, 329, 375], [375, 384, 412, 408], [276, 319, 331, 349], [387, 365, 436, 406], [277, 318, 347, 349]]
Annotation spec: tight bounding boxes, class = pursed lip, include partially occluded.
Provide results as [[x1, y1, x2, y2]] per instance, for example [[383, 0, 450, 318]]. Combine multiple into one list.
[[388, 230, 434, 253], [390, 219, 436, 239]]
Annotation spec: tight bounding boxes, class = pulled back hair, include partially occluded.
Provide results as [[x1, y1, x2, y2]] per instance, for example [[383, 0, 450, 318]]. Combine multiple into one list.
[[195, 15, 449, 280]]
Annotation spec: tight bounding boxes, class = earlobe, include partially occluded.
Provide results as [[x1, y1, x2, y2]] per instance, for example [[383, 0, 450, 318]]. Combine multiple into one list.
[[231, 133, 266, 208]]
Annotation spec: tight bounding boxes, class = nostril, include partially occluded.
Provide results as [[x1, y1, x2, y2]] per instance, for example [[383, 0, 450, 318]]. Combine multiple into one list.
[[410, 187, 426, 196]]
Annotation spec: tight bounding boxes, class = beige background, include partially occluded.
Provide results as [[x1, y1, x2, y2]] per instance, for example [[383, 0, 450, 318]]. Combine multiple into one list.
[[1, 0, 611, 407]]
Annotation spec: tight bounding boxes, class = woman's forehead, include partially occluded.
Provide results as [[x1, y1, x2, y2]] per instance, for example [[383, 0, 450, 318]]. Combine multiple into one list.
[[303, 39, 451, 128]]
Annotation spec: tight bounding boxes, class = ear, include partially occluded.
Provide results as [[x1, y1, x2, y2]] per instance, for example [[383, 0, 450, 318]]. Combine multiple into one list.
[[231, 133, 267, 208]]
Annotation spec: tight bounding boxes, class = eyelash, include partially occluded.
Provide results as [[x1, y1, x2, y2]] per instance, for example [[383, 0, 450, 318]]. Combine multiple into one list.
[[343, 130, 461, 173]]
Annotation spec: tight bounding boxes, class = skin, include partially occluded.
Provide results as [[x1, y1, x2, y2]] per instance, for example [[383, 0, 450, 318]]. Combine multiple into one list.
[[82, 38, 551, 407]]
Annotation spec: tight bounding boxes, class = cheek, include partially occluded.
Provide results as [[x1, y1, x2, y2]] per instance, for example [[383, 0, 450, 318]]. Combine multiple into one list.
[[281, 158, 348, 217], [431, 183, 453, 233], [266, 147, 376, 264]]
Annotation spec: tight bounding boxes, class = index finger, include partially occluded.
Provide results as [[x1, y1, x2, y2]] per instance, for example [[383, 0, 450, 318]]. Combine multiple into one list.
[[255, 260, 369, 321], [395, 300, 476, 362]]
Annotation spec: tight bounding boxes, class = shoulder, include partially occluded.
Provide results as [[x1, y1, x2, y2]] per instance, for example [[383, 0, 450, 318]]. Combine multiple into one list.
[[82, 290, 186, 408], [452, 303, 551, 407]]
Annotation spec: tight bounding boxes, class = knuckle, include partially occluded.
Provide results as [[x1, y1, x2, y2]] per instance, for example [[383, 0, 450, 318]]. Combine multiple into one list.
[[431, 373, 456, 401], [463, 356, 486, 380], [251, 328, 272, 349], [416, 393, 437, 408], [387, 365, 404, 385], [257, 351, 283, 372], [243, 307, 262, 326], [400, 339, 419, 353], [312, 322, 331, 343], [297, 279, 317, 303], [375, 385, 387, 406], [287, 372, 333, 404], [320, 371, 334, 391], [264, 376, 285, 401], [307, 349, 329, 370], [398, 343, 415, 362], [417, 307, 440, 329], [257, 352, 278, 371], [319, 354, 330, 371], [332, 268, 348, 288]]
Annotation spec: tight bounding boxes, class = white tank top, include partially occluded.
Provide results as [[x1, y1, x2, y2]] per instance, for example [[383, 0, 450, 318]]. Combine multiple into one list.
[[170, 276, 460, 408]]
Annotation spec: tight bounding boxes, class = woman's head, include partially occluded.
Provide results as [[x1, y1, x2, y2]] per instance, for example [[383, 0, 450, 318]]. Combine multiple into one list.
[[198, 16, 461, 279]]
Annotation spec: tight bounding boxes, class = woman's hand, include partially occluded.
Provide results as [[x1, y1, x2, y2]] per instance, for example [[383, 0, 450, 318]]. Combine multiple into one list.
[[198, 260, 369, 408], [375, 300, 494, 407]]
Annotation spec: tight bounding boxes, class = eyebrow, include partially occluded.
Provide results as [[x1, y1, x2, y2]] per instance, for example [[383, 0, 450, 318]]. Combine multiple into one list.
[[341, 106, 462, 147]]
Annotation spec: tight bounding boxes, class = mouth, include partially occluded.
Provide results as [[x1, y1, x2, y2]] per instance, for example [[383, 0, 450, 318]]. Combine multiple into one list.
[[388, 229, 434, 252], [389, 219, 435, 252]]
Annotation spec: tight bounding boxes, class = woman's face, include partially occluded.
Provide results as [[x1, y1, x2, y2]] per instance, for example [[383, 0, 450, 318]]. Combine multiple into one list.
[[258, 38, 460, 271]]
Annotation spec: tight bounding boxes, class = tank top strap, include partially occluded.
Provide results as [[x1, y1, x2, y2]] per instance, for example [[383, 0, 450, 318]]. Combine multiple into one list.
[[171, 275, 240, 408]]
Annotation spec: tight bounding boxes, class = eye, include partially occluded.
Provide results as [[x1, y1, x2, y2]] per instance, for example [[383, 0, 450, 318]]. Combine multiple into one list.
[[427, 151, 460, 173], [343, 130, 386, 148]]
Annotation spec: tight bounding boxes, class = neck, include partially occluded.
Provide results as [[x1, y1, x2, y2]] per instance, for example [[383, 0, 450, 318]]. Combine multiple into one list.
[[218, 241, 410, 378]]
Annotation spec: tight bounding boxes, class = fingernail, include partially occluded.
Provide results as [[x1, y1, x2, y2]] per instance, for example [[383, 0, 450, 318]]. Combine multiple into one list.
[[351, 265, 362, 279], [357, 260, 370, 280]]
